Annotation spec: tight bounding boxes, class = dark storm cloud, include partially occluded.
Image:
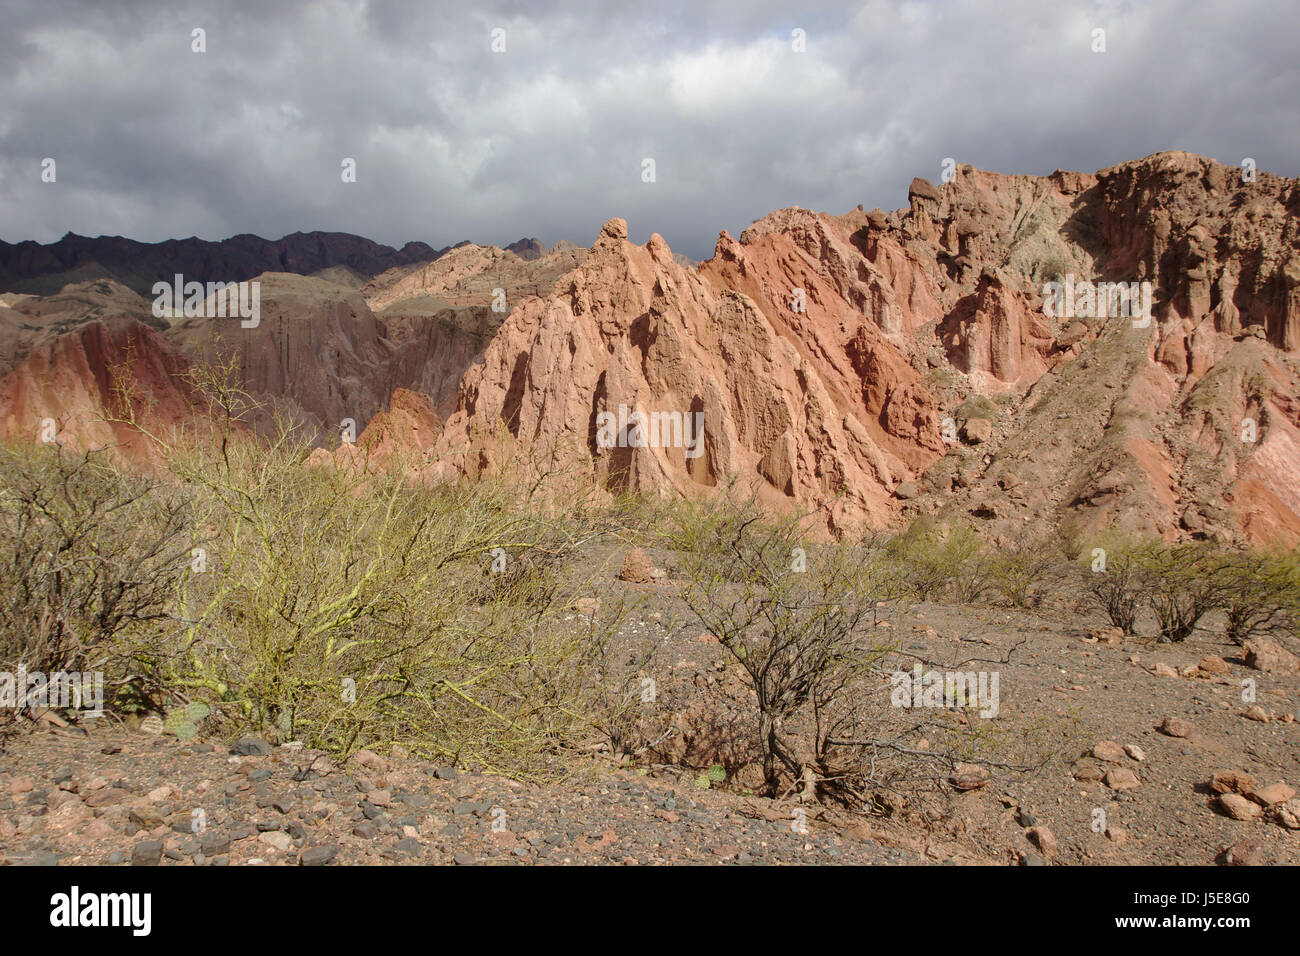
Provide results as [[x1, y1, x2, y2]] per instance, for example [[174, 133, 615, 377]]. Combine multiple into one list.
[[0, 0, 1295, 260]]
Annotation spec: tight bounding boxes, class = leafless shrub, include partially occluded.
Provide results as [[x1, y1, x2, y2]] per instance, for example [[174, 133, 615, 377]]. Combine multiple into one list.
[[1084, 542, 1146, 635], [1219, 551, 1300, 645], [0, 442, 192, 723], [1135, 543, 1234, 643]]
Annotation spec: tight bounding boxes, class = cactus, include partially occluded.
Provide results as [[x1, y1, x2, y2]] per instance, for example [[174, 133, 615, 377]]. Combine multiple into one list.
[[163, 708, 197, 741], [695, 764, 726, 789], [162, 700, 210, 742]]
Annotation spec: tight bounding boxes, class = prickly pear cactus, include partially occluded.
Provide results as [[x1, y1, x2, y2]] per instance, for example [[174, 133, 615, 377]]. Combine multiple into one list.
[[694, 765, 727, 789], [163, 701, 211, 741], [163, 708, 197, 741]]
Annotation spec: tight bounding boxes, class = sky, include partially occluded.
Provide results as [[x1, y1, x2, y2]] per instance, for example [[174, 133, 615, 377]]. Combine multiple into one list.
[[1, 0, 1296, 261]]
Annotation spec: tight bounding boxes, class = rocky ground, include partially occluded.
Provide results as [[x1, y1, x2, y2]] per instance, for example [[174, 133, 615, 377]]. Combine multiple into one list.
[[3, 546, 1297, 867], [0, 728, 961, 867]]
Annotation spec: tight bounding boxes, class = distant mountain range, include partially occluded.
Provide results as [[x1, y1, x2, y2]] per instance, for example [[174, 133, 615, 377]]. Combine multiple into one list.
[[0, 231, 467, 297]]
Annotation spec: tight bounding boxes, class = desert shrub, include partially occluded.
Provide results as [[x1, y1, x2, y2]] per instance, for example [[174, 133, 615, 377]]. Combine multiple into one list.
[[565, 592, 664, 761], [0, 442, 192, 724], [886, 520, 992, 604], [1081, 537, 1149, 634], [584, 490, 670, 540], [844, 533, 916, 605], [1084, 537, 1244, 642], [1218, 551, 1300, 645], [657, 488, 746, 557], [155, 428, 609, 777], [987, 543, 1062, 609], [677, 503, 1044, 814], [654, 481, 819, 579], [679, 498, 889, 798], [1038, 255, 1071, 285], [1134, 543, 1232, 643], [949, 544, 997, 604], [882, 524, 942, 602], [0, 364, 631, 779]]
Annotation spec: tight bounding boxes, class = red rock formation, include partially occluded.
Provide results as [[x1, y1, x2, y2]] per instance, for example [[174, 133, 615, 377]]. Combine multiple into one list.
[[433, 218, 943, 530], [893, 153, 1300, 546], [362, 242, 587, 311], [699, 212, 943, 468], [425, 153, 1300, 544], [165, 273, 399, 441], [940, 269, 1052, 388], [363, 242, 588, 416], [0, 316, 199, 465], [304, 387, 442, 476]]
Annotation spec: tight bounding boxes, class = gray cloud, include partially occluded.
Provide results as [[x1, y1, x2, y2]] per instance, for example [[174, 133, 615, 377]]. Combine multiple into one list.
[[1, 0, 1295, 260]]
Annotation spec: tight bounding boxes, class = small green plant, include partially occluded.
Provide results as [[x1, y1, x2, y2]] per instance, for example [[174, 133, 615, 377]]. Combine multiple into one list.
[[694, 765, 727, 789], [163, 701, 210, 741]]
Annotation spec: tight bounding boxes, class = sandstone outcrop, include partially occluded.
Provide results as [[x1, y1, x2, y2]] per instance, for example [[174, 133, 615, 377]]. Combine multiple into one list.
[[431, 217, 941, 529], [166, 273, 399, 442], [0, 314, 199, 464], [304, 387, 442, 475], [899, 153, 1300, 546]]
